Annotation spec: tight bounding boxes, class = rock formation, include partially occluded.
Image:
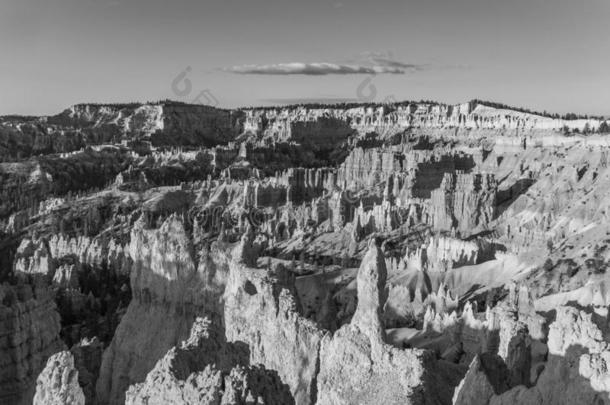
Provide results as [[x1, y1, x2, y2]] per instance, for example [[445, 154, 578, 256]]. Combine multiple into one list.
[[125, 317, 294, 405], [430, 172, 496, 234], [33, 351, 85, 405], [316, 242, 463, 404], [452, 305, 610, 405], [224, 234, 325, 404], [0, 99, 609, 404], [0, 283, 64, 404], [95, 215, 216, 404]]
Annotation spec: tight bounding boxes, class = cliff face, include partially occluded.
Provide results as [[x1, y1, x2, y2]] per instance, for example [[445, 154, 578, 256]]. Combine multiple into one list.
[[1, 99, 603, 164], [0, 103, 242, 162], [453, 306, 610, 405], [430, 172, 496, 234], [337, 147, 404, 188], [12, 232, 131, 348], [243, 102, 603, 139], [96, 216, 196, 404], [125, 317, 294, 405], [96, 215, 231, 404], [60, 103, 241, 147], [224, 232, 325, 405], [0, 283, 64, 405], [317, 242, 464, 405], [152, 105, 242, 147], [118, 233, 464, 405]]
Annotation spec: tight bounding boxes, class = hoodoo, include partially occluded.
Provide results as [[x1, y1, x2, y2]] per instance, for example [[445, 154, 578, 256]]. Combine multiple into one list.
[[0, 99, 609, 405]]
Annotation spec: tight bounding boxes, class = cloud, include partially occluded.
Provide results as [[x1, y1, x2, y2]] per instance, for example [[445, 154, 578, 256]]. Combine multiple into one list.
[[224, 60, 421, 76], [369, 57, 422, 71]]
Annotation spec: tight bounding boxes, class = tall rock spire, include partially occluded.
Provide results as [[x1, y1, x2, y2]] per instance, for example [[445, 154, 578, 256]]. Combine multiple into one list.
[[351, 239, 387, 342]]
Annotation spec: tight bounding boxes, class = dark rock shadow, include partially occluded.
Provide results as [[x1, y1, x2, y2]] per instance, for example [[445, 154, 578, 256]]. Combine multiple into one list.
[[412, 154, 476, 198], [495, 178, 534, 217]]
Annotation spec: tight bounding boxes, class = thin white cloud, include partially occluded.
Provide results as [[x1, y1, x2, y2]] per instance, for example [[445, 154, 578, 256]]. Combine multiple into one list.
[[369, 57, 422, 71], [224, 61, 420, 75]]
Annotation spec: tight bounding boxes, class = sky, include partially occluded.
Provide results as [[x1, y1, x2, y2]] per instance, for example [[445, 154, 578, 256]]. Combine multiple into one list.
[[1, 0, 609, 116]]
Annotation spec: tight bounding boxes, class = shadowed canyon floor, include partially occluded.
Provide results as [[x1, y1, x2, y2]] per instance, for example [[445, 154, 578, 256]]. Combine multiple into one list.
[[1, 100, 610, 404]]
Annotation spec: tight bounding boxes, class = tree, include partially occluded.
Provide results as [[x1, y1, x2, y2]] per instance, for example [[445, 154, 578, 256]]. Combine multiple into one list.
[[599, 121, 610, 134]]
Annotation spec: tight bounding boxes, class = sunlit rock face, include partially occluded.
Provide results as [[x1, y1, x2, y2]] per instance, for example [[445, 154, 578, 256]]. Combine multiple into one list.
[[224, 232, 325, 405], [96, 215, 230, 404], [33, 351, 85, 405], [2, 99, 610, 405], [451, 305, 610, 405], [316, 243, 463, 405], [125, 317, 295, 405]]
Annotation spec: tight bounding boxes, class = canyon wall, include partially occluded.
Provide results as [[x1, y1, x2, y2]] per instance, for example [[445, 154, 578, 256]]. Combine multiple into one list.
[[0, 283, 64, 405]]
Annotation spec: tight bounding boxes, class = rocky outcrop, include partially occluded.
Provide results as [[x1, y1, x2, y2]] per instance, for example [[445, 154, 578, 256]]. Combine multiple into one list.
[[224, 232, 325, 405], [407, 236, 486, 273], [14, 238, 53, 278], [52, 264, 80, 288], [151, 104, 242, 147], [352, 198, 402, 234], [453, 306, 610, 405], [125, 317, 293, 405], [243, 102, 603, 143], [33, 351, 85, 405], [452, 355, 498, 405], [338, 147, 405, 188], [431, 172, 496, 234], [12, 232, 132, 347], [382, 235, 484, 326], [0, 283, 64, 404], [47, 234, 131, 275], [96, 215, 230, 404], [0, 103, 241, 159], [316, 242, 462, 404]]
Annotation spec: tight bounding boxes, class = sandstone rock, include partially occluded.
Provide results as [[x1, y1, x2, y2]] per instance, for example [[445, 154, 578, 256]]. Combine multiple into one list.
[[53, 263, 80, 289], [125, 317, 294, 405], [96, 215, 225, 404], [454, 305, 610, 405], [0, 283, 64, 404], [547, 306, 606, 356], [350, 240, 388, 340], [316, 242, 463, 405], [14, 238, 53, 278], [33, 351, 85, 405], [452, 356, 497, 405], [224, 253, 325, 404], [430, 172, 496, 234]]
